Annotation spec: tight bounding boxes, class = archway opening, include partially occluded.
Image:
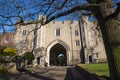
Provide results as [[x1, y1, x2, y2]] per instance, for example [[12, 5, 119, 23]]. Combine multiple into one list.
[[50, 43, 67, 66], [89, 55, 92, 63]]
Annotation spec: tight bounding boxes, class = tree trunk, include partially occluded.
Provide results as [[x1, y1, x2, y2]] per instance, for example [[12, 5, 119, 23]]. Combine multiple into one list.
[[96, 15, 120, 80], [91, 0, 120, 79]]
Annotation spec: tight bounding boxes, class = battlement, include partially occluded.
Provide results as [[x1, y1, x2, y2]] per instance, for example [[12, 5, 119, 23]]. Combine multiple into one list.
[[49, 20, 79, 25], [16, 15, 97, 28], [38, 15, 98, 25], [38, 15, 80, 25]]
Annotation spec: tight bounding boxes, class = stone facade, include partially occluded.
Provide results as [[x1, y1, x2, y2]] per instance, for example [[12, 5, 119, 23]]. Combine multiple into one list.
[[13, 24, 35, 55], [14, 15, 107, 67]]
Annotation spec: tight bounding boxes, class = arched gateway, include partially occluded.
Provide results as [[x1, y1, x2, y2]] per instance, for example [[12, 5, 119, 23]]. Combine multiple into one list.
[[46, 40, 70, 66], [14, 15, 107, 67]]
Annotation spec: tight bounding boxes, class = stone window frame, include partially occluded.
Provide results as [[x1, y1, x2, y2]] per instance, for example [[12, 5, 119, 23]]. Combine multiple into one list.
[[75, 40, 80, 46], [94, 53, 99, 58], [55, 28, 60, 36], [75, 29, 79, 36], [4, 37, 9, 43], [22, 30, 27, 36]]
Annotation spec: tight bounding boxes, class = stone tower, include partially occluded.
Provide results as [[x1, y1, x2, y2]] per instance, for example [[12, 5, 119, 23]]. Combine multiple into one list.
[[80, 16, 107, 63]]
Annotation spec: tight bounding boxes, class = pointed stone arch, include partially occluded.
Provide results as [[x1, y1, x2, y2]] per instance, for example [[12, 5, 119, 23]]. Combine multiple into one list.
[[46, 39, 70, 66]]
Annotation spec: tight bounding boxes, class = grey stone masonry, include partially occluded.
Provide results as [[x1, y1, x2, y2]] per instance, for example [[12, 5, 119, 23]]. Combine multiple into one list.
[[14, 15, 107, 67]]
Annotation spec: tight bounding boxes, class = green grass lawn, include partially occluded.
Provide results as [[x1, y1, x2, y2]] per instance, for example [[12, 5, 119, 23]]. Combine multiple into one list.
[[78, 63, 109, 77]]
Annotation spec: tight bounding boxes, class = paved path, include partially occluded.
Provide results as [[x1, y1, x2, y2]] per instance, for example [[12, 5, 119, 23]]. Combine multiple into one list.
[[1, 66, 69, 80], [1, 66, 108, 80], [33, 66, 69, 80]]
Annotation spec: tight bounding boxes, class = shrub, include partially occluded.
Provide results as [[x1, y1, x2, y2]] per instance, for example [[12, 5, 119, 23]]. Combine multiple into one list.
[[23, 52, 35, 64], [3, 47, 17, 57], [0, 47, 17, 63], [0, 46, 7, 57], [0, 65, 8, 73]]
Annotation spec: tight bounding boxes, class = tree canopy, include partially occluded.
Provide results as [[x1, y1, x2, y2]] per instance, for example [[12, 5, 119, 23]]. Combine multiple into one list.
[[0, 0, 119, 27]]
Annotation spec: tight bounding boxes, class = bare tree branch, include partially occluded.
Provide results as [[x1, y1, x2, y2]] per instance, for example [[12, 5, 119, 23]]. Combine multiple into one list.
[[105, 2, 120, 20], [0, 0, 119, 27]]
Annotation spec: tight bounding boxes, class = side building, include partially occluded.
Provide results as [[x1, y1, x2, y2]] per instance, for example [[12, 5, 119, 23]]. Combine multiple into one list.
[[0, 33, 14, 47], [14, 15, 107, 67]]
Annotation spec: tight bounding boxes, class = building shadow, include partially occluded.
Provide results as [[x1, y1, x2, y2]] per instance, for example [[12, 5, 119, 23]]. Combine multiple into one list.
[[0, 68, 54, 80], [65, 67, 90, 80], [65, 66, 110, 80], [17, 68, 54, 80], [75, 66, 110, 80], [80, 48, 85, 63], [64, 68, 73, 80]]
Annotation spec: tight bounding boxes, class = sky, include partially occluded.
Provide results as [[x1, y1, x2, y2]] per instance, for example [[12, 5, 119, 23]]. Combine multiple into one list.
[[0, 26, 15, 34], [0, 0, 120, 34]]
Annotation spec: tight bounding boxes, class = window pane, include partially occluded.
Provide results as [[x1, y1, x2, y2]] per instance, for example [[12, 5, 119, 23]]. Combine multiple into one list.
[[22, 30, 26, 36], [56, 28, 60, 36], [75, 30, 79, 36], [76, 40, 80, 46], [4, 37, 9, 43]]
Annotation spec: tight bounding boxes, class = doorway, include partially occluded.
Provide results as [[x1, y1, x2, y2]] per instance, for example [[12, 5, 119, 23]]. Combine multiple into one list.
[[89, 55, 92, 63]]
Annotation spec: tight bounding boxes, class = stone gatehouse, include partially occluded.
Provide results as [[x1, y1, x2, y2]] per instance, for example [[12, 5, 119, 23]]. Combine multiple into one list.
[[14, 15, 107, 67]]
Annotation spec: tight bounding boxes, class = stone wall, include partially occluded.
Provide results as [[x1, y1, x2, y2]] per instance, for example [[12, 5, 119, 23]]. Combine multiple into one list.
[[14, 15, 107, 67], [14, 24, 35, 55]]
